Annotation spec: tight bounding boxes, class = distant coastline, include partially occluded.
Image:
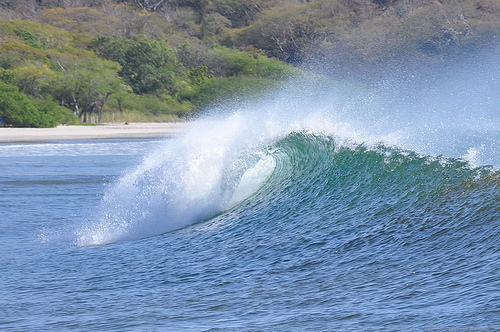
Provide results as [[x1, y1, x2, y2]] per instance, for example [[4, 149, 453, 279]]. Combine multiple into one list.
[[0, 122, 187, 143]]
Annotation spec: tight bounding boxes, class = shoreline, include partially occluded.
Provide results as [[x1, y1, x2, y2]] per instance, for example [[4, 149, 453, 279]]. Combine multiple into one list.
[[0, 122, 187, 143]]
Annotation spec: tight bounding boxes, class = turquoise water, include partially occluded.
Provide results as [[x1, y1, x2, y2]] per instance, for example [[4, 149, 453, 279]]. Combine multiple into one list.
[[1, 65, 500, 330]]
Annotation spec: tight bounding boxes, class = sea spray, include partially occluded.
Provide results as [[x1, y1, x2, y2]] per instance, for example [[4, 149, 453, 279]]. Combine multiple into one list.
[[75, 46, 499, 245], [75, 102, 381, 246], [75, 113, 279, 246]]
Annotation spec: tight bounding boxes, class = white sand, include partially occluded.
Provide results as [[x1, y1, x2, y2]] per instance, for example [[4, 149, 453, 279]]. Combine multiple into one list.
[[0, 122, 187, 143]]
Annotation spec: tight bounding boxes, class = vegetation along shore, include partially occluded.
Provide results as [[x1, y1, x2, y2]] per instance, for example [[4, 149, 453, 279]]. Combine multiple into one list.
[[0, 0, 498, 128]]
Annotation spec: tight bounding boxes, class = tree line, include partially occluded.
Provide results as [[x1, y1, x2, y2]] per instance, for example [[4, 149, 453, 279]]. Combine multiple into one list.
[[0, 0, 498, 127]]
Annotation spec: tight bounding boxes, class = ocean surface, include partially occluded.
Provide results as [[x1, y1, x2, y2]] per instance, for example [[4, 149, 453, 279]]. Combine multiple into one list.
[[1, 73, 499, 330]]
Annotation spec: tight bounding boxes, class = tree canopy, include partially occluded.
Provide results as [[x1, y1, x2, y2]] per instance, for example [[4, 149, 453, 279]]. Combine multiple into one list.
[[0, 0, 498, 126], [91, 36, 185, 95]]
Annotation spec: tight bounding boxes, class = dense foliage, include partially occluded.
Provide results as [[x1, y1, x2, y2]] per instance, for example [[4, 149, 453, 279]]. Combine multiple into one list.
[[0, 81, 75, 127], [0, 0, 498, 126]]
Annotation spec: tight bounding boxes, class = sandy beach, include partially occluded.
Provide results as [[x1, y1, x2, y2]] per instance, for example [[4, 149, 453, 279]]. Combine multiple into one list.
[[0, 122, 187, 143]]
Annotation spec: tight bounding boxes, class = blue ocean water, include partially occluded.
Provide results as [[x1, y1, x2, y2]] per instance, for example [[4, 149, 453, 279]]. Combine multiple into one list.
[[1, 63, 500, 330]]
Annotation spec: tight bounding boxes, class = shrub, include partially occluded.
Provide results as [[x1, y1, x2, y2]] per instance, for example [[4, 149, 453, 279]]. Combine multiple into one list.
[[31, 96, 78, 125], [0, 81, 53, 127], [214, 46, 298, 78], [106, 91, 191, 119], [184, 76, 282, 108]]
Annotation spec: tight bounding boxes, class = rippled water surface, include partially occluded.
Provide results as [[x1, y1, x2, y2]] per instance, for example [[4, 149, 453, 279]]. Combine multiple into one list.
[[1, 130, 498, 331]]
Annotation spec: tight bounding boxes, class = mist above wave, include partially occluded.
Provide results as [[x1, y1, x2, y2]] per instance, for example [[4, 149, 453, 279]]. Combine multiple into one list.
[[74, 42, 498, 246]]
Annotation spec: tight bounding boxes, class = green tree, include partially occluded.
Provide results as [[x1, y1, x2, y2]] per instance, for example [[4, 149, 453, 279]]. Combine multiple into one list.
[[12, 63, 55, 98], [48, 56, 123, 123], [187, 64, 213, 85], [31, 96, 78, 126], [0, 81, 54, 127], [213, 46, 297, 78], [91, 36, 187, 95], [183, 75, 281, 108]]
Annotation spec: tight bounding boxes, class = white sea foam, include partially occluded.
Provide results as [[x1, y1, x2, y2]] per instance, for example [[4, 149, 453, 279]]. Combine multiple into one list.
[[0, 140, 155, 157], [75, 49, 499, 245]]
